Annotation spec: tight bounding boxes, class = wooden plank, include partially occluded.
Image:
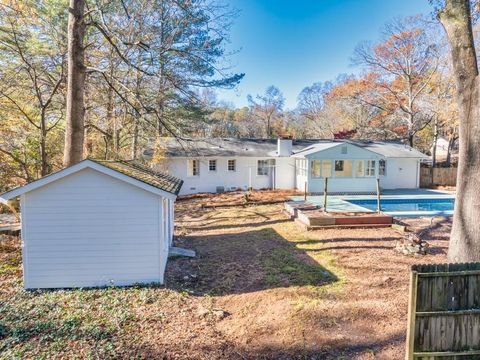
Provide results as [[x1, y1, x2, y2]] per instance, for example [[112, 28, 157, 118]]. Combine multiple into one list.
[[391, 223, 407, 232], [416, 270, 480, 277], [0, 223, 21, 231], [406, 270, 418, 360], [413, 350, 480, 357], [169, 247, 196, 258]]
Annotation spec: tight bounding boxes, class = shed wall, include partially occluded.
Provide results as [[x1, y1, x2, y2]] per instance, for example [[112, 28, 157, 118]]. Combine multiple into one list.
[[22, 168, 165, 289]]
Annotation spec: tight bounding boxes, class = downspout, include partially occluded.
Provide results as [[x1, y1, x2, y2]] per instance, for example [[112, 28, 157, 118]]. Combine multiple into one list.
[[416, 160, 420, 188]]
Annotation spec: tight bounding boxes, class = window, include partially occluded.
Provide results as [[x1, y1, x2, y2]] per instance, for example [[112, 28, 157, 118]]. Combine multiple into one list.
[[355, 160, 364, 177], [366, 160, 376, 176], [341, 145, 348, 154], [209, 159, 217, 171], [322, 160, 332, 177], [379, 159, 386, 176], [296, 159, 307, 176], [188, 159, 200, 176], [311, 160, 321, 178], [334, 160, 352, 177], [228, 159, 236, 171], [257, 160, 269, 176]]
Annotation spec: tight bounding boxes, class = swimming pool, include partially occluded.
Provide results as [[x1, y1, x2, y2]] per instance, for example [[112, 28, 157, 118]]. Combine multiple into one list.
[[347, 198, 455, 215]]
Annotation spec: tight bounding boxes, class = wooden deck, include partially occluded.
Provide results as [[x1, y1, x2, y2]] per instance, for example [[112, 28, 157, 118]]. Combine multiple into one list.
[[285, 202, 393, 230]]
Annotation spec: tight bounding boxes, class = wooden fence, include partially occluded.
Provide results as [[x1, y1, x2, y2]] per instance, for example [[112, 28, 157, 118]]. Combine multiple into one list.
[[406, 263, 480, 359], [420, 167, 457, 188]]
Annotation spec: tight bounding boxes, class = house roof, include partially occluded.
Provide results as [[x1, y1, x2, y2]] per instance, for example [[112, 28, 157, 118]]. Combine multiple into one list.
[[143, 138, 427, 159], [143, 138, 321, 158], [292, 140, 427, 158], [0, 159, 183, 202]]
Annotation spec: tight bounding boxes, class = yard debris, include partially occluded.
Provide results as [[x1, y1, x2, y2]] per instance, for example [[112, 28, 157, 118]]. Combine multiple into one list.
[[394, 232, 429, 255], [179, 189, 301, 208], [169, 246, 196, 258], [196, 306, 230, 320]]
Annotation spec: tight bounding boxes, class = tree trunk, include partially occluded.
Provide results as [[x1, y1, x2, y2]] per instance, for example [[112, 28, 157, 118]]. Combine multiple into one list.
[[438, 0, 480, 262], [40, 109, 48, 176], [408, 132, 414, 148], [63, 0, 86, 167], [446, 135, 456, 167], [432, 116, 438, 168], [131, 121, 138, 160]]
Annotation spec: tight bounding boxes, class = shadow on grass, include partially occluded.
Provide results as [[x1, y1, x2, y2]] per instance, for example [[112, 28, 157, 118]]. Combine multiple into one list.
[[118, 329, 406, 359], [296, 236, 400, 245], [185, 218, 289, 232], [166, 227, 338, 296]]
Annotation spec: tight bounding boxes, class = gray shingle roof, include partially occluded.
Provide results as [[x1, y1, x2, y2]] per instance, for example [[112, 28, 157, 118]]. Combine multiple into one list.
[[143, 138, 427, 159], [293, 140, 427, 158], [143, 138, 321, 158], [91, 159, 183, 195]]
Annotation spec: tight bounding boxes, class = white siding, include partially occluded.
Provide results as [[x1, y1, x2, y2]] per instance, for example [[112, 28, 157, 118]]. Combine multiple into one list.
[[22, 168, 166, 289], [154, 142, 422, 195], [163, 157, 276, 195], [295, 159, 308, 191], [303, 143, 420, 192], [274, 157, 296, 189], [379, 158, 420, 189]]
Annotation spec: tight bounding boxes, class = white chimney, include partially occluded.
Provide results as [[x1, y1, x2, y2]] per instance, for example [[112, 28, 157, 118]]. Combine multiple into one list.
[[277, 138, 293, 157]]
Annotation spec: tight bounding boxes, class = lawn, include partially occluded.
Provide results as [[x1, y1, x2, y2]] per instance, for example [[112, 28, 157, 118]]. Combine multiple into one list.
[[0, 192, 450, 359]]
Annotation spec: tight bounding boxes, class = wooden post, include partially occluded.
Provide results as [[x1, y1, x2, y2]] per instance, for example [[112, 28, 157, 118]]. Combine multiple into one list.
[[304, 181, 307, 201], [405, 270, 418, 360], [376, 178, 381, 213], [323, 177, 328, 212]]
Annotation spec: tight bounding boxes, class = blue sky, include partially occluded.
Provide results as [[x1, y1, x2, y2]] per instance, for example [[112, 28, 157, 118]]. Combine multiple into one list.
[[217, 0, 432, 109]]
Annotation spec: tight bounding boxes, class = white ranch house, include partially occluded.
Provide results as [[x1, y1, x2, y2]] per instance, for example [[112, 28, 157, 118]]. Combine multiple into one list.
[[0, 159, 183, 289], [147, 138, 427, 195]]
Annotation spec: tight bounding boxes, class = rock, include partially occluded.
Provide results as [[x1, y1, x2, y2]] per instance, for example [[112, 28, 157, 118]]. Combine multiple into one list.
[[197, 307, 209, 318], [212, 309, 230, 320], [382, 276, 393, 284]]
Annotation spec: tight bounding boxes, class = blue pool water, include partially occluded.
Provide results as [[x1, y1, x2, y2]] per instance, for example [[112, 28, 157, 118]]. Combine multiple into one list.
[[347, 198, 455, 213]]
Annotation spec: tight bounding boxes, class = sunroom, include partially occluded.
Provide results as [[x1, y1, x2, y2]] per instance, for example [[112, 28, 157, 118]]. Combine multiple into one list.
[[292, 142, 419, 193]]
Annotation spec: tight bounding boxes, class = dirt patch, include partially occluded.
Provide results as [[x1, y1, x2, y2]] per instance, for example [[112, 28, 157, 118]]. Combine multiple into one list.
[[169, 196, 449, 359]]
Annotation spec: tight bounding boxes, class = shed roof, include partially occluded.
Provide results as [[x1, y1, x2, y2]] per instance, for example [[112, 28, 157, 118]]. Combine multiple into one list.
[[0, 159, 183, 202], [91, 159, 183, 195]]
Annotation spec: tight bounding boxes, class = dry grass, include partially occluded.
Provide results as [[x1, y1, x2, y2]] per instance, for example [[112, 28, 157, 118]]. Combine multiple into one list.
[[0, 191, 450, 359]]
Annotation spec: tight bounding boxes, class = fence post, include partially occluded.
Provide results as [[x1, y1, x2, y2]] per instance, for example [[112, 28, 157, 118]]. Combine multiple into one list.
[[323, 177, 328, 212], [304, 181, 307, 201], [405, 270, 418, 360], [376, 178, 381, 213]]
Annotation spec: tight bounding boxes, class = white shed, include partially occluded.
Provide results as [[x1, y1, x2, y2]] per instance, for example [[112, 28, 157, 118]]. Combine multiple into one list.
[[0, 159, 183, 289]]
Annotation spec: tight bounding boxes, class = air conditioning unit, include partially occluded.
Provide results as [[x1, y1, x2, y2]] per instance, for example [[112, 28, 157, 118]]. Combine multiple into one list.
[[216, 186, 225, 193]]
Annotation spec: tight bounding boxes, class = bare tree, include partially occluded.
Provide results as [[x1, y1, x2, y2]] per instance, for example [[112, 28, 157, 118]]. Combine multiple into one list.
[[248, 86, 285, 137], [0, 1, 66, 177]]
